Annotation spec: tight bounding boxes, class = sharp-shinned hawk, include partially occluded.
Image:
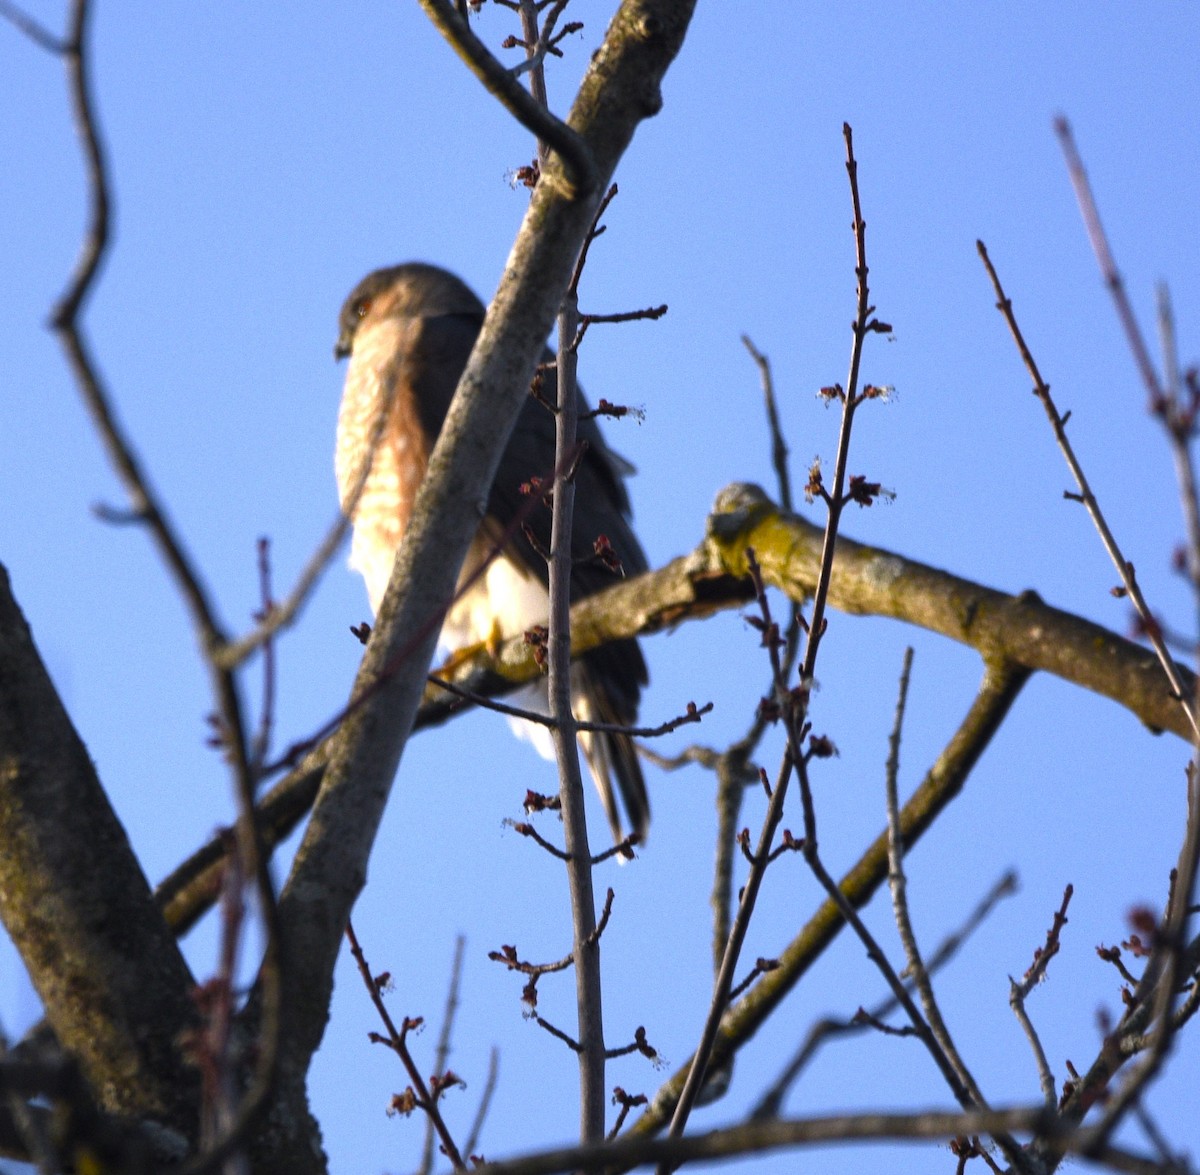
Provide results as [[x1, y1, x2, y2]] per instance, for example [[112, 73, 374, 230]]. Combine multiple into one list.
[[334, 262, 650, 849]]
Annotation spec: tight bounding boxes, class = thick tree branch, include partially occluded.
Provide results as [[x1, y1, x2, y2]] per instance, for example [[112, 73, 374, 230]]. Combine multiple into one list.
[[258, 0, 698, 1134], [467, 1105, 1054, 1175], [428, 483, 1196, 741], [635, 655, 1032, 1135], [0, 567, 200, 1142], [158, 481, 1194, 938]]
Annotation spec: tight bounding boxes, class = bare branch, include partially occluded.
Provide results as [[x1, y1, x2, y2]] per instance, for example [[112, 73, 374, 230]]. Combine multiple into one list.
[[884, 649, 999, 1119], [977, 239, 1199, 741], [420, 936, 469, 1175], [345, 921, 465, 1170], [547, 283, 606, 1139], [470, 1106, 1057, 1175], [633, 657, 1031, 1137], [0, 0, 65, 51], [463, 1047, 500, 1162], [426, 672, 709, 736], [752, 870, 1020, 1119], [416, 0, 597, 198], [665, 123, 890, 1151], [1053, 117, 1166, 411], [1009, 885, 1074, 1109], [741, 335, 793, 512]]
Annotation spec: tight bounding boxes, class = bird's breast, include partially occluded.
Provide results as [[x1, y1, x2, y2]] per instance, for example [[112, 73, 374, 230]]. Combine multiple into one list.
[[336, 317, 433, 613]]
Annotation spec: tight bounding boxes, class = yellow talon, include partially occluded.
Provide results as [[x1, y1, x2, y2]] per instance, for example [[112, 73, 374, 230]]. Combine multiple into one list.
[[436, 640, 488, 675], [484, 616, 505, 659]]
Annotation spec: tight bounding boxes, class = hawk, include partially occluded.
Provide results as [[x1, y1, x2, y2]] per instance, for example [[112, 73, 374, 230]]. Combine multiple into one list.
[[334, 262, 650, 849]]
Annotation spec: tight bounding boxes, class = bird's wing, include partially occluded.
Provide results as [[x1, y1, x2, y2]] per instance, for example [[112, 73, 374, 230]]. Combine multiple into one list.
[[488, 356, 649, 595], [404, 306, 651, 844], [486, 351, 651, 845]]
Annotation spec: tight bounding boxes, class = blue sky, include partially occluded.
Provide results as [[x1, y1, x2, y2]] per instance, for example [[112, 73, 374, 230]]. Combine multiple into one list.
[[3, 4, 1200, 1173]]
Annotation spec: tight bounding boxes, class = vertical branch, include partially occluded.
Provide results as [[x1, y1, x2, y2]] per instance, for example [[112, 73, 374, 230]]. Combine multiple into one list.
[[706, 337, 801, 982], [741, 335, 793, 513], [420, 936, 468, 1175], [29, 0, 285, 1162], [1153, 286, 1200, 627], [884, 649, 994, 1112], [798, 123, 875, 681], [550, 287, 606, 1143], [664, 122, 895, 1155], [518, 0, 550, 166], [517, 0, 605, 1141]]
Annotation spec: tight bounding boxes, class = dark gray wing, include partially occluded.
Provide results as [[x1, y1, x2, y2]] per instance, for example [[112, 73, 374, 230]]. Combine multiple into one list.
[[489, 349, 650, 844], [409, 311, 650, 843]]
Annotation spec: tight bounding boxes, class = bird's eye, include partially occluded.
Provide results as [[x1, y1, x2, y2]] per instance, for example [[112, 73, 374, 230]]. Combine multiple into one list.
[[354, 298, 371, 320]]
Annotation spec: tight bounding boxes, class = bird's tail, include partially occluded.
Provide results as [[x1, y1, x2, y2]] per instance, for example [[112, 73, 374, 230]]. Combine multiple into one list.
[[575, 665, 650, 858], [502, 666, 650, 856]]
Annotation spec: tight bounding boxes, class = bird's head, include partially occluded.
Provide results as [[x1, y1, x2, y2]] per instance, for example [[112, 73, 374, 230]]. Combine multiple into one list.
[[334, 263, 486, 361]]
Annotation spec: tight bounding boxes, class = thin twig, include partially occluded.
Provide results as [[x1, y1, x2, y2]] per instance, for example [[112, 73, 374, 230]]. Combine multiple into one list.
[[803, 766, 1034, 1165], [977, 239, 1199, 741], [662, 563, 800, 1152], [1009, 885, 1073, 1109], [1156, 286, 1200, 635], [415, 0, 596, 198], [1053, 118, 1165, 410], [702, 342, 803, 986], [345, 921, 465, 1171], [885, 648, 996, 1114], [1058, 118, 1200, 701], [1080, 750, 1200, 1155], [215, 309, 402, 674], [741, 335, 793, 512], [45, 4, 282, 1169], [572, 304, 668, 351], [215, 506, 360, 670], [463, 1047, 499, 1161], [420, 936, 468, 1175], [427, 673, 709, 736], [989, 158, 1200, 1147], [1133, 1101, 1183, 1170], [0, 0, 65, 50], [664, 124, 884, 1152], [249, 539, 277, 775], [751, 870, 1019, 1119], [569, 182, 618, 294], [50, 0, 227, 658]]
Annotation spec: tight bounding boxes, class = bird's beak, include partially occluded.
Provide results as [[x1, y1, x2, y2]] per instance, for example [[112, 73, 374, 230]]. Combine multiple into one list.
[[334, 331, 353, 361]]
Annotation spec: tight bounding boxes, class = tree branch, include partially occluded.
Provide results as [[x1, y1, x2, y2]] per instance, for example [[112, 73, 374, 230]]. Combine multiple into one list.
[[0, 566, 200, 1141], [256, 0, 698, 1126], [157, 479, 1196, 939], [467, 1105, 1055, 1175], [416, 0, 597, 198], [634, 655, 1032, 1135]]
